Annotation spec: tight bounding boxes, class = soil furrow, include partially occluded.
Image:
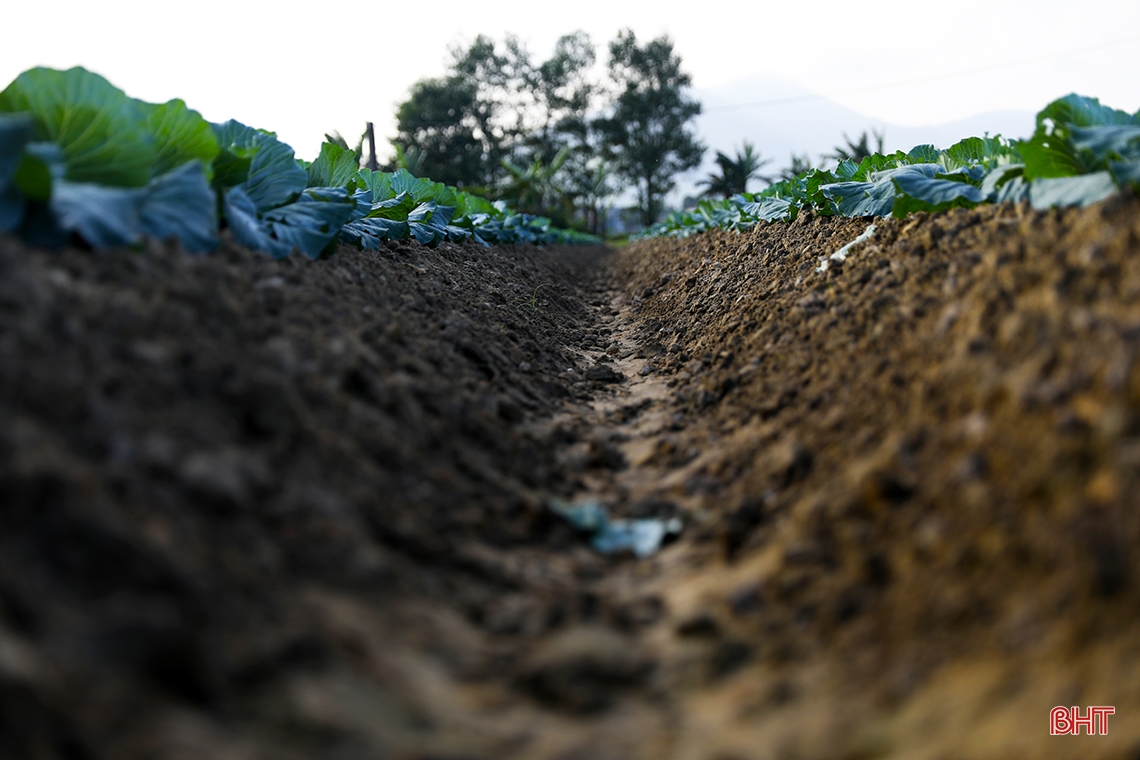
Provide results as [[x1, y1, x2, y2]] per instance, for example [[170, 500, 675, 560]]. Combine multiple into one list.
[[2, 194, 1140, 760]]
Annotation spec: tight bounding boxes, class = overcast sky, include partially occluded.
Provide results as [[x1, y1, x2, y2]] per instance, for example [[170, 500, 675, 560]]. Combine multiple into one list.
[[3, 0, 1137, 181]]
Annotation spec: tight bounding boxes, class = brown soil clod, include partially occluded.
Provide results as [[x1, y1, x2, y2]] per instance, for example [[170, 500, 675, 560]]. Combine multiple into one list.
[[3, 196, 1140, 759]]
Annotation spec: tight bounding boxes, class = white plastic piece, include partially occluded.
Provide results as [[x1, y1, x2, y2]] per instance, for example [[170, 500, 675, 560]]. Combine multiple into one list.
[[816, 223, 877, 272]]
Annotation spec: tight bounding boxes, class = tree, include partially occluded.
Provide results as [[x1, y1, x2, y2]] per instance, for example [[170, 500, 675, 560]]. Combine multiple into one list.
[[525, 31, 596, 166], [568, 158, 621, 236], [779, 153, 813, 182], [499, 147, 571, 223], [392, 32, 600, 196], [698, 142, 773, 197], [593, 30, 704, 226], [392, 75, 495, 188], [825, 128, 885, 164]]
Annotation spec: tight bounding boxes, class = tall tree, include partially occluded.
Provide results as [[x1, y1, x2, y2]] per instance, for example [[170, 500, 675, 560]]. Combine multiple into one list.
[[392, 32, 599, 195], [392, 35, 518, 188], [393, 75, 495, 188], [526, 32, 596, 164], [698, 142, 773, 197], [593, 30, 704, 226]]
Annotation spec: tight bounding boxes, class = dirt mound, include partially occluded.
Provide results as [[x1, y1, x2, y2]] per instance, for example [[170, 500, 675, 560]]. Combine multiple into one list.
[[0, 235, 617, 759], [611, 197, 1140, 759], [2, 196, 1139, 760]]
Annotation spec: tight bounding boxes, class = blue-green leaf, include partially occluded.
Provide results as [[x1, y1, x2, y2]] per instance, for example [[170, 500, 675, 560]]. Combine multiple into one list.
[[223, 186, 291, 258], [1028, 172, 1118, 210], [307, 141, 360, 189], [367, 191, 417, 220], [981, 164, 1025, 200], [1070, 125, 1140, 162], [223, 185, 354, 259], [212, 119, 305, 210], [993, 176, 1029, 204], [1035, 94, 1137, 131], [0, 114, 34, 230], [243, 135, 306, 211], [0, 113, 33, 182], [0, 67, 155, 187], [42, 161, 217, 251], [892, 172, 983, 217], [50, 181, 143, 248], [1108, 160, 1140, 189], [893, 172, 984, 205], [142, 99, 219, 179], [356, 168, 393, 202], [138, 161, 218, 253], [906, 144, 942, 164], [14, 142, 65, 202], [261, 191, 356, 259], [756, 197, 796, 222], [822, 179, 897, 217]]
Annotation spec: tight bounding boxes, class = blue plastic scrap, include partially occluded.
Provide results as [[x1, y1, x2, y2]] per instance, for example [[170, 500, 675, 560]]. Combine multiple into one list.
[[550, 499, 682, 558]]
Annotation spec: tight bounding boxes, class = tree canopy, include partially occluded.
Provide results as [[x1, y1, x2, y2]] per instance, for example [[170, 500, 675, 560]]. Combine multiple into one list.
[[391, 29, 705, 231], [593, 30, 704, 226]]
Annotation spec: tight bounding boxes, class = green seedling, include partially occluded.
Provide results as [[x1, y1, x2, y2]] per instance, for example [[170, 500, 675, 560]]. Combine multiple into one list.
[[515, 284, 548, 311]]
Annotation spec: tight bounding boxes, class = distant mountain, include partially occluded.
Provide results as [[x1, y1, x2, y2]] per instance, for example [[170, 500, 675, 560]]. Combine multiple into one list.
[[674, 75, 1034, 202]]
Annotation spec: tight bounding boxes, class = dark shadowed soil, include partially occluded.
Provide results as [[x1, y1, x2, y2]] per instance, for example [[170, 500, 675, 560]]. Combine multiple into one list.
[[2, 196, 1139, 760]]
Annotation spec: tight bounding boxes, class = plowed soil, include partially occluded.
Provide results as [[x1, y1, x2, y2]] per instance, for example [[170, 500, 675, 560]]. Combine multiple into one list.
[[2, 195, 1139, 760]]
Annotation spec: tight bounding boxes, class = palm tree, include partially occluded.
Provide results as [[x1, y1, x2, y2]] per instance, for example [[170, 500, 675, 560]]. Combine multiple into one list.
[[825, 128, 886, 164], [698, 141, 774, 198], [779, 153, 813, 182]]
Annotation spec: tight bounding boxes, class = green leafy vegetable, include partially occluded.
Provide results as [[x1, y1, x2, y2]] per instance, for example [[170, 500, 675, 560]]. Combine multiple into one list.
[[137, 161, 218, 252], [0, 114, 34, 230], [50, 181, 142, 247], [641, 93, 1132, 241], [143, 99, 219, 179], [212, 120, 306, 211], [224, 185, 355, 259], [307, 141, 360, 189], [0, 67, 155, 187], [46, 161, 219, 251], [1028, 172, 1118, 210]]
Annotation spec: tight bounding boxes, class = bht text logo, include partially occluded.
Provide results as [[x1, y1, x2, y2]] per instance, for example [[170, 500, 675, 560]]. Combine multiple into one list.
[[1050, 706, 1115, 736]]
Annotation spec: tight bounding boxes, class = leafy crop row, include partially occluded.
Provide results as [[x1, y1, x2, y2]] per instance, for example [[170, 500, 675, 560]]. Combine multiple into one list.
[[0, 67, 599, 257], [641, 94, 1140, 239]]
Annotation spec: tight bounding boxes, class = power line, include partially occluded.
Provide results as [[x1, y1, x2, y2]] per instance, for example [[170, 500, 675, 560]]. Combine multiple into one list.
[[703, 35, 1140, 114]]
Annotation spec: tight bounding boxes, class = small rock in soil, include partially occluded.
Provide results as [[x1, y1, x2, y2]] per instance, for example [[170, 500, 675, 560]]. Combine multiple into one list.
[[585, 364, 624, 383]]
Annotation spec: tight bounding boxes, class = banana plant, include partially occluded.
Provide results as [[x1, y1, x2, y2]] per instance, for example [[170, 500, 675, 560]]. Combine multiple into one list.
[[499, 146, 570, 218]]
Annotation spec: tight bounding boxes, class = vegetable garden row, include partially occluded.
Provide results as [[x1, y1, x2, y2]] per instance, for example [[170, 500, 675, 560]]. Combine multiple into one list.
[[0, 67, 599, 259], [1, 66, 1137, 258], [643, 94, 1140, 239]]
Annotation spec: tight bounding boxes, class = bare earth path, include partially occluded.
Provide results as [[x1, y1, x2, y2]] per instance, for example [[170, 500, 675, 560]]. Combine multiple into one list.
[[2, 196, 1139, 760]]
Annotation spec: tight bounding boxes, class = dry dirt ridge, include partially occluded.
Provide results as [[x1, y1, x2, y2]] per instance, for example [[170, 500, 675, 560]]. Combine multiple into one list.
[[2, 196, 1139, 760]]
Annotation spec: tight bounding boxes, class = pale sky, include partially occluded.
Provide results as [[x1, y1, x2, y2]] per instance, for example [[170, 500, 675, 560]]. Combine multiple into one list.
[[3, 0, 1138, 176]]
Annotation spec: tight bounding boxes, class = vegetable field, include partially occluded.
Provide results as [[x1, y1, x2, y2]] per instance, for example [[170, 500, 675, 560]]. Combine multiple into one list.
[[645, 94, 1140, 238], [2, 64, 1140, 760], [0, 67, 597, 259]]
